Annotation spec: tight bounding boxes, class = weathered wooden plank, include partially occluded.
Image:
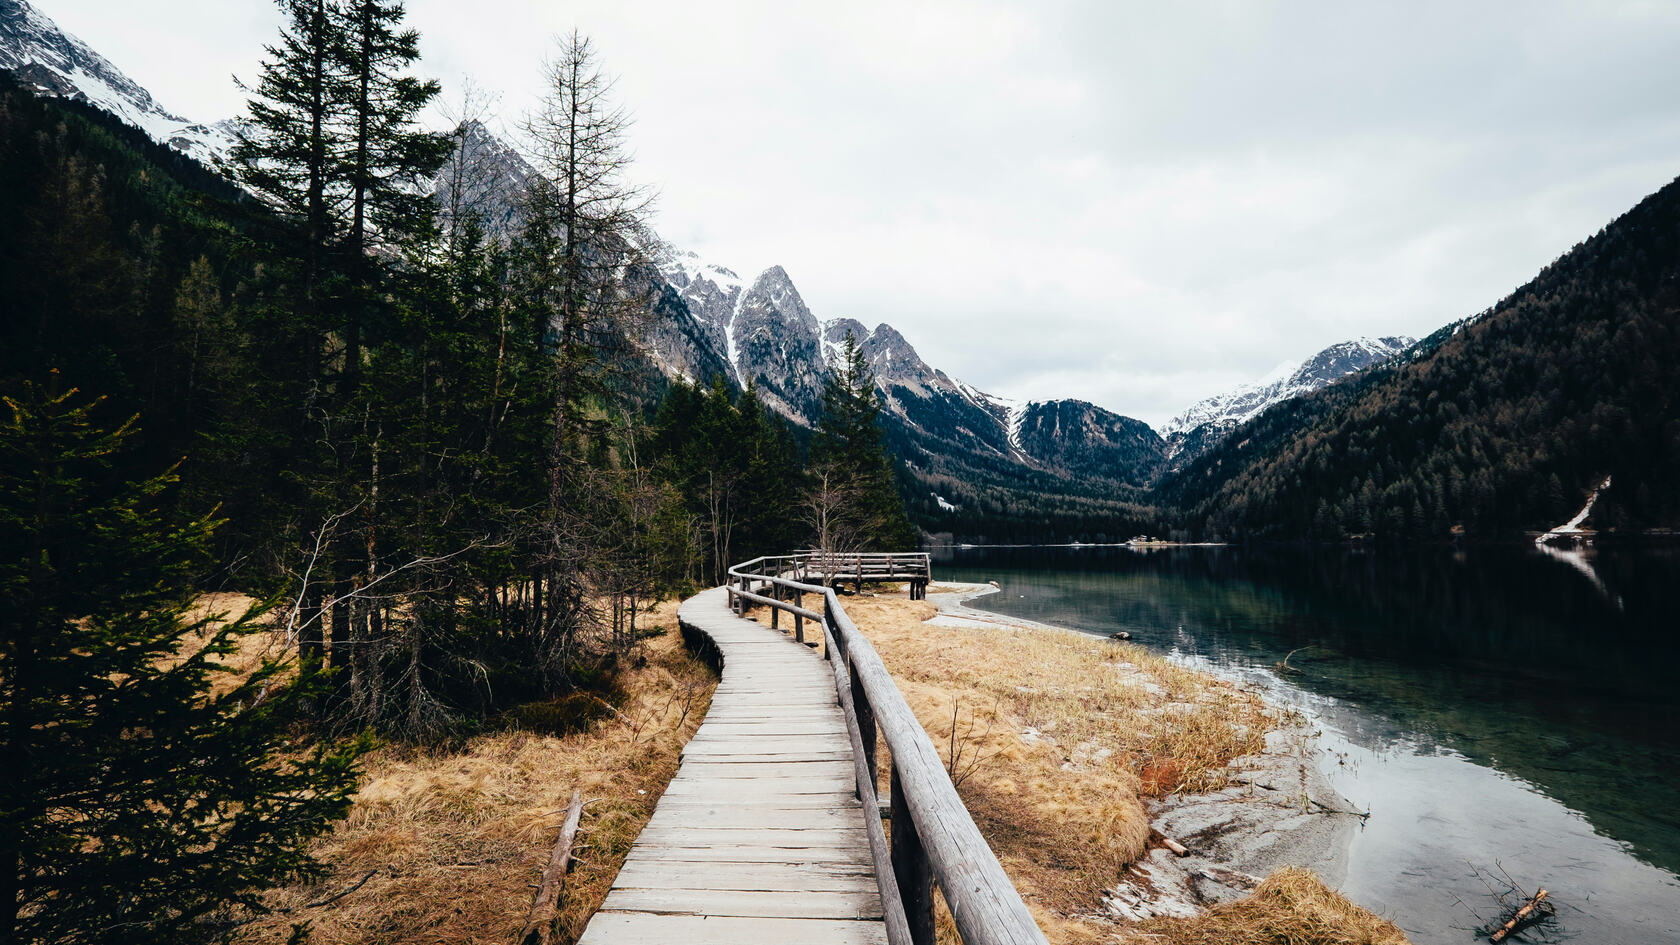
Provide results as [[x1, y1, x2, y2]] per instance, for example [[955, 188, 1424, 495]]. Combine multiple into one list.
[[654, 779, 856, 794], [673, 760, 855, 779], [611, 860, 877, 891], [644, 807, 863, 831], [619, 842, 875, 864], [676, 750, 856, 763], [683, 736, 852, 753], [601, 887, 884, 920], [578, 913, 889, 945]]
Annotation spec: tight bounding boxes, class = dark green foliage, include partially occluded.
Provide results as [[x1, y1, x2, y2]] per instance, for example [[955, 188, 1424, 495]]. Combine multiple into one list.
[[811, 332, 917, 550], [650, 377, 803, 583], [0, 379, 361, 945], [1162, 172, 1680, 540]]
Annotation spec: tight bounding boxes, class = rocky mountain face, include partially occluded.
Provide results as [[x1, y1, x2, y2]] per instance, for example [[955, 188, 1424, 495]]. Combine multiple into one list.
[[1015, 401, 1165, 488], [433, 119, 538, 241], [0, 0, 236, 166], [731, 266, 827, 424], [1160, 335, 1415, 472]]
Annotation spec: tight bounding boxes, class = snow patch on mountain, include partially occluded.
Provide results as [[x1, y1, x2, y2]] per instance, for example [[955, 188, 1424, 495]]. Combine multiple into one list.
[[1, 0, 238, 167], [1162, 335, 1416, 441]]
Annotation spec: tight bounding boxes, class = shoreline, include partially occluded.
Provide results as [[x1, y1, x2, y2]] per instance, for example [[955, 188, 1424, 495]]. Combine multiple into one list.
[[927, 581, 1361, 922]]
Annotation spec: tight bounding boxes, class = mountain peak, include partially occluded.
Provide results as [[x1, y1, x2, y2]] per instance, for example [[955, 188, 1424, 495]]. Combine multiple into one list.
[[1161, 334, 1416, 463]]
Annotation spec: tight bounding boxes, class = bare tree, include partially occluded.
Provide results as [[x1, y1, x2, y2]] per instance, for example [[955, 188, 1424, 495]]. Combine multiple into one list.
[[802, 463, 874, 557], [517, 31, 656, 689]]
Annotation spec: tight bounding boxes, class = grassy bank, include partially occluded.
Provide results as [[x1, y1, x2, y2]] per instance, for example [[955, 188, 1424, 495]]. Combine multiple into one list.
[[234, 599, 715, 945], [815, 587, 1407, 945]]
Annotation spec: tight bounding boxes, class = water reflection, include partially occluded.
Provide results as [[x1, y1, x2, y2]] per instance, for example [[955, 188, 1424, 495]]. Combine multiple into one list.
[[1533, 543, 1624, 610], [938, 543, 1680, 943]]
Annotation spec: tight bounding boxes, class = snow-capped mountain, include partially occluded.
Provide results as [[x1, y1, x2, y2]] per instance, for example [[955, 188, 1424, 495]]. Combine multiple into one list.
[[644, 239, 1172, 493], [1161, 335, 1415, 469], [0, 0, 236, 167]]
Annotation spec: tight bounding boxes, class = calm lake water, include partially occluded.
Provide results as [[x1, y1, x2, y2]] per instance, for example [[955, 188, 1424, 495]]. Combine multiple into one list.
[[937, 543, 1680, 944]]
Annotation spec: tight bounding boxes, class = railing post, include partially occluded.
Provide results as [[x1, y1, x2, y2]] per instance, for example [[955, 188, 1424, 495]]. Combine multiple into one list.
[[852, 662, 877, 787], [891, 764, 935, 945]]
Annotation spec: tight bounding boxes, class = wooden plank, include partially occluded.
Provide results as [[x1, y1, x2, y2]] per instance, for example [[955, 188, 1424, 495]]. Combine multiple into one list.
[[680, 747, 853, 762], [644, 807, 863, 831], [660, 780, 858, 798], [618, 842, 874, 864], [611, 859, 877, 891], [578, 913, 889, 945], [601, 887, 884, 920], [674, 760, 855, 779]]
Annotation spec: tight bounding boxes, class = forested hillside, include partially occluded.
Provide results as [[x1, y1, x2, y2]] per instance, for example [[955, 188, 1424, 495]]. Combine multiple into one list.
[[1162, 172, 1680, 540]]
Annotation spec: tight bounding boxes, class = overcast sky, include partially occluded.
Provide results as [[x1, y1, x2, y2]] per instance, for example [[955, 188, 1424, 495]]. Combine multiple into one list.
[[43, 0, 1680, 427]]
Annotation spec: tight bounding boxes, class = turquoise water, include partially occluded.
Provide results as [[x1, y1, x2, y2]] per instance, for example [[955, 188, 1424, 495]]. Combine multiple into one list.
[[937, 544, 1680, 944]]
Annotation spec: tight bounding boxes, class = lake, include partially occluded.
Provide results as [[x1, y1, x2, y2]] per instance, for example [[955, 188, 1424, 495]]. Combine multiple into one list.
[[936, 543, 1680, 944]]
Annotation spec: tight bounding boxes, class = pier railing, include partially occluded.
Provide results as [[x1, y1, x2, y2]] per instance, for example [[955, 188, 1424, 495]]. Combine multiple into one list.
[[726, 552, 1047, 945]]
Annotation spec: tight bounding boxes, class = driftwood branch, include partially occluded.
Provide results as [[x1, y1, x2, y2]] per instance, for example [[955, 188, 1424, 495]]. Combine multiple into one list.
[[1489, 887, 1549, 943], [1150, 827, 1190, 857], [517, 789, 585, 945]]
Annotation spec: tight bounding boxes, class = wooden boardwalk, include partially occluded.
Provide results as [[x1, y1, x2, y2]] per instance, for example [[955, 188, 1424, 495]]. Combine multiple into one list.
[[577, 586, 888, 945]]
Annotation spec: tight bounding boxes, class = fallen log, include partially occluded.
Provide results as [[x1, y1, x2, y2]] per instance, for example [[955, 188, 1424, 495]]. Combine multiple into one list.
[[517, 789, 585, 945], [1489, 887, 1549, 943]]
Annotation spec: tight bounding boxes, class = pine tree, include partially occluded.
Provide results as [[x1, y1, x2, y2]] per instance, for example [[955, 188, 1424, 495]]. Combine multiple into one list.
[[0, 377, 361, 945], [335, 0, 452, 394], [517, 31, 653, 690], [231, 0, 348, 671], [810, 332, 916, 551], [233, 0, 344, 349]]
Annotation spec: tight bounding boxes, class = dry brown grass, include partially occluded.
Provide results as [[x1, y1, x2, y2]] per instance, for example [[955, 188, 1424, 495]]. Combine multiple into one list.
[[173, 592, 291, 697], [235, 598, 715, 945], [1136, 868, 1409, 945], [806, 589, 1269, 943]]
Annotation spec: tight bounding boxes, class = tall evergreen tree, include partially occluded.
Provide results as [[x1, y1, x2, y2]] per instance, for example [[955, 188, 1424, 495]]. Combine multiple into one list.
[[233, 0, 343, 352], [231, 0, 348, 671], [811, 331, 917, 551], [0, 378, 360, 945], [517, 31, 653, 689], [335, 0, 452, 394]]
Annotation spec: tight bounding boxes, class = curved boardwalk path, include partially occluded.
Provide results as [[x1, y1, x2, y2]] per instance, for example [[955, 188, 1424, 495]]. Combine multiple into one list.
[[577, 586, 888, 945]]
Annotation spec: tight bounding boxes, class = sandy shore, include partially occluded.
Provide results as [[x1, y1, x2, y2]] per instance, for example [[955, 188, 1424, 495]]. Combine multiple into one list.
[[927, 582, 1360, 922]]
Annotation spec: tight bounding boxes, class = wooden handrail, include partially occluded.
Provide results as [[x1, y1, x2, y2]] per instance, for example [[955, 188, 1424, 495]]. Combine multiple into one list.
[[725, 553, 1047, 945]]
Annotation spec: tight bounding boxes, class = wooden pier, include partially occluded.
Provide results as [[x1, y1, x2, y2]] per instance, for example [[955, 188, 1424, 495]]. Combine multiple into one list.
[[578, 554, 1045, 945], [577, 586, 887, 944]]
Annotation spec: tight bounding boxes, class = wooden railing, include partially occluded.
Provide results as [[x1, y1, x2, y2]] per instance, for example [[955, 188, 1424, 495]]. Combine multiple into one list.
[[726, 553, 1047, 945]]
